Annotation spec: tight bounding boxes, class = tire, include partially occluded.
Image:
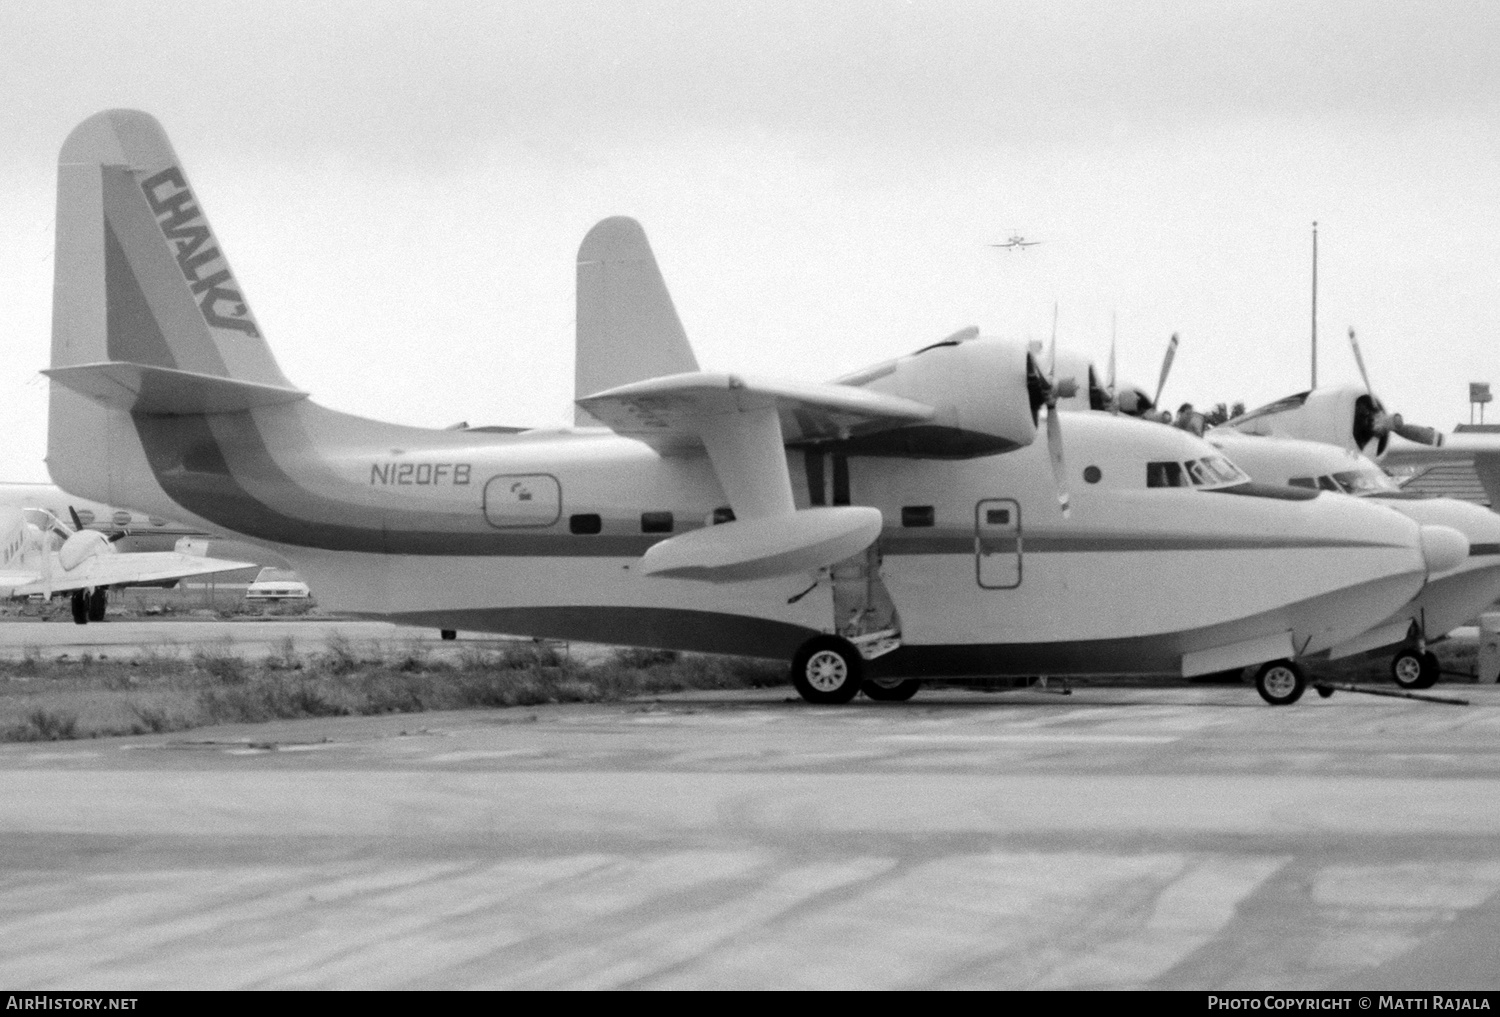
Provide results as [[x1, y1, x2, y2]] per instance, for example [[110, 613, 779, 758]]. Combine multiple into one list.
[[790, 636, 864, 705], [1255, 659, 1306, 706], [440, 629, 457, 641], [1391, 648, 1439, 690], [87, 588, 108, 622], [863, 677, 921, 702], [70, 589, 89, 625]]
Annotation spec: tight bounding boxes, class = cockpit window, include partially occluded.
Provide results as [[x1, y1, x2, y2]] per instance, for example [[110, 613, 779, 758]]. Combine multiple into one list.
[[1148, 456, 1250, 490], [1147, 461, 1188, 488], [1331, 469, 1400, 495], [1289, 470, 1402, 495]]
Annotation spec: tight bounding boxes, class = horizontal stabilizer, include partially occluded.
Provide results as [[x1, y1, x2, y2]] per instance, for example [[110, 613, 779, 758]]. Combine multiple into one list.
[[639, 506, 883, 582], [45, 361, 309, 415], [1180, 630, 1295, 678], [578, 372, 934, 452]]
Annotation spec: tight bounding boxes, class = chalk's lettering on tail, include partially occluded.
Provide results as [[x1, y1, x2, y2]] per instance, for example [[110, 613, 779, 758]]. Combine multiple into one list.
[[139, 168, 261, 339]]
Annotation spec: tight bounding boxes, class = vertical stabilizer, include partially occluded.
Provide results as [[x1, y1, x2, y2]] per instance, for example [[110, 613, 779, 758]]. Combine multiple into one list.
[[575, 217, 698, 425], [48, 109, 292, 501]]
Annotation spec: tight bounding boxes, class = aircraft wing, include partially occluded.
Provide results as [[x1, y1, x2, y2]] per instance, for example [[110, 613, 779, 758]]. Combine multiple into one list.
[[1383, 432, 1500, 509], [577, 372, 935, 452], [6, 552, 256, 597]]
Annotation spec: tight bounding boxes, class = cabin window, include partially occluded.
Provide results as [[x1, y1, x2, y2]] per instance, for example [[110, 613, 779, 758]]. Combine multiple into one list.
[[712, 506, 736, 525], [1289, 477, 1317, 489], [1146, 461, 1189, 488], [901, 505, 935, 527], [569, 513, 602, 535], [640, 511, 674, 533], [1317, 476, 1341, 492], [1083, 466, 1102, 484], [985, 508, 1010, 526]]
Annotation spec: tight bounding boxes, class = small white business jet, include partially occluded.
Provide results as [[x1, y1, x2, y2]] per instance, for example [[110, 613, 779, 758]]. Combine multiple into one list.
[[40, 110, 1470, 705], [0, 506, 253, 623]]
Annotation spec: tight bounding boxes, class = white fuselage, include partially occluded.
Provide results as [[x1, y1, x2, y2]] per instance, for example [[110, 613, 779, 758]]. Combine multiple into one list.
[[1208, 429, 1500, 654], [75, 408, 1441, 678]]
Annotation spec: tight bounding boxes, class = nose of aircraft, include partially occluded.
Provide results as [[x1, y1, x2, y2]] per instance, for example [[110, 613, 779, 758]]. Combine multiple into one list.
[[1420, 524, 1469, 574]]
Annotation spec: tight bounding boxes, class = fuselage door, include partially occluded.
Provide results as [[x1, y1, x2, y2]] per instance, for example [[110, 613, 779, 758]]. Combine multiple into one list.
[[975, 498, 1021, 589]]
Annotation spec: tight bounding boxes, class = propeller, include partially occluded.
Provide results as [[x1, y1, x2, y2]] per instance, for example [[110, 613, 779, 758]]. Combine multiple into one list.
[[1152, 333, 1179, 416], [1044, 303, 1074, 517], [70, 505, 129, 543], [1348, 328, 1441, 450]]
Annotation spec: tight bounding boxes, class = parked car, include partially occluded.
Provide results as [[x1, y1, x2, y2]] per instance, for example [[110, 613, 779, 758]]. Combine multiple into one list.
[[244, 567, 311, 601]]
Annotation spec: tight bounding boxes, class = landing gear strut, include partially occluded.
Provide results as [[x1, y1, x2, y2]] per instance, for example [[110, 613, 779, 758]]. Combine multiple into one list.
[[88, 587, 108, 622], [1390, 647, 1439, 690]]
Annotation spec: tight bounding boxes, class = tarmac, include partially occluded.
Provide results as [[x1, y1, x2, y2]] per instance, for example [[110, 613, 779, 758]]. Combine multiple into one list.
[[2, 632, 1500, 989]]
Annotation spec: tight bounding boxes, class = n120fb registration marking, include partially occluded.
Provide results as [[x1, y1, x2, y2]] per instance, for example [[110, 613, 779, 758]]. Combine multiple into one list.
[[370, 462, 472, 485]]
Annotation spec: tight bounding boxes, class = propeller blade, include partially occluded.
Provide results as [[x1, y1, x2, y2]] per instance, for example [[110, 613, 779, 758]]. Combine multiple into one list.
[[1348, 327, 1378, 405], [67, 506, 83, 533], [1393, 418, 1442, 446], [1152, 333, 1178, 411], [1107, 313, 1118, 411], [1048, 303, 1059, 380], [1046, 403, 1070, 517]]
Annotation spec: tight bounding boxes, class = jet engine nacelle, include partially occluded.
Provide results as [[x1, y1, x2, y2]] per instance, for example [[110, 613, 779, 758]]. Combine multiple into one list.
[[58, 528, 112, 571], [839, 337, 1041, 457]]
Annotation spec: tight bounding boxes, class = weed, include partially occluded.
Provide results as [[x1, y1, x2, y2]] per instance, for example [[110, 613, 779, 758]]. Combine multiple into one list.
[[612, 647, 681, 668], [15, 644, 43, 676], [321, 632, 362, 674], [128, 702, 191, 734], [191, 637, 248, 684], [266, 635, 301, 671], [6, 708, 79, 741]]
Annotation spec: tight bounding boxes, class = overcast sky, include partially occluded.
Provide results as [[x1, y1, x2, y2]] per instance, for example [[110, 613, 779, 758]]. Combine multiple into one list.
[[2, 0, 1498, 482]]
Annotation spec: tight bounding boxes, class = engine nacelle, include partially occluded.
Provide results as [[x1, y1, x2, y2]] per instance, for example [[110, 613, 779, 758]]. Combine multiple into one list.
[[1222, 386, 1381, 455], [58, 528, 112, 571], [836, 337, 1040, 457]]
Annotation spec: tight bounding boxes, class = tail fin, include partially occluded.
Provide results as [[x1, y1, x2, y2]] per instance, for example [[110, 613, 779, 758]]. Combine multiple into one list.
[[574, 217, 698, 425], [48, 109, 295, 498]]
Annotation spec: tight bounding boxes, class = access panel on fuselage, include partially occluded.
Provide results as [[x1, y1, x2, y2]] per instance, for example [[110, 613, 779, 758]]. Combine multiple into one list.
[[975, 498, 1021, 589]]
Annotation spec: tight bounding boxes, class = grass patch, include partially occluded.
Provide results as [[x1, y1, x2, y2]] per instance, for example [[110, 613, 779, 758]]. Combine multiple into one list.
[[0, 639, 787, 742]]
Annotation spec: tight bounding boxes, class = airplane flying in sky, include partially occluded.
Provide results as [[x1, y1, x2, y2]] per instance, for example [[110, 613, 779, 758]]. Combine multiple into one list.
[[39, 110, 1472, 706], [990, 233, 1041, 251], [0, 506, 253, 623]]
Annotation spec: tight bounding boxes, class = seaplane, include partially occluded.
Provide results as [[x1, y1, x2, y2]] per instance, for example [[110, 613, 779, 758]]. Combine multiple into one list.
[[0, 505, 253, 623], [39, 110, 1472, 705], [1047, 329, 1500, 690]]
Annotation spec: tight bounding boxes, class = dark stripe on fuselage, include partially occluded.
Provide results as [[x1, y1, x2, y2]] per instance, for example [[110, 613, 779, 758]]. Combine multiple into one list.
[[131, 409, 1415, 558], [1471, 543, 1500, 557]]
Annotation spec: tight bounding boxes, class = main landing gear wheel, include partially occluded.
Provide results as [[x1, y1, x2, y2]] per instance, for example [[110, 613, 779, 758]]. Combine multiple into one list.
[[1255, 659, 1306, 706], [863, 677, 921, 702], [1391, 648, 1440, 690], [70, 589, 89, 625], [439, 630, 457, 641], [790, 636, 864, 705], [87, 588, 108, 622]]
